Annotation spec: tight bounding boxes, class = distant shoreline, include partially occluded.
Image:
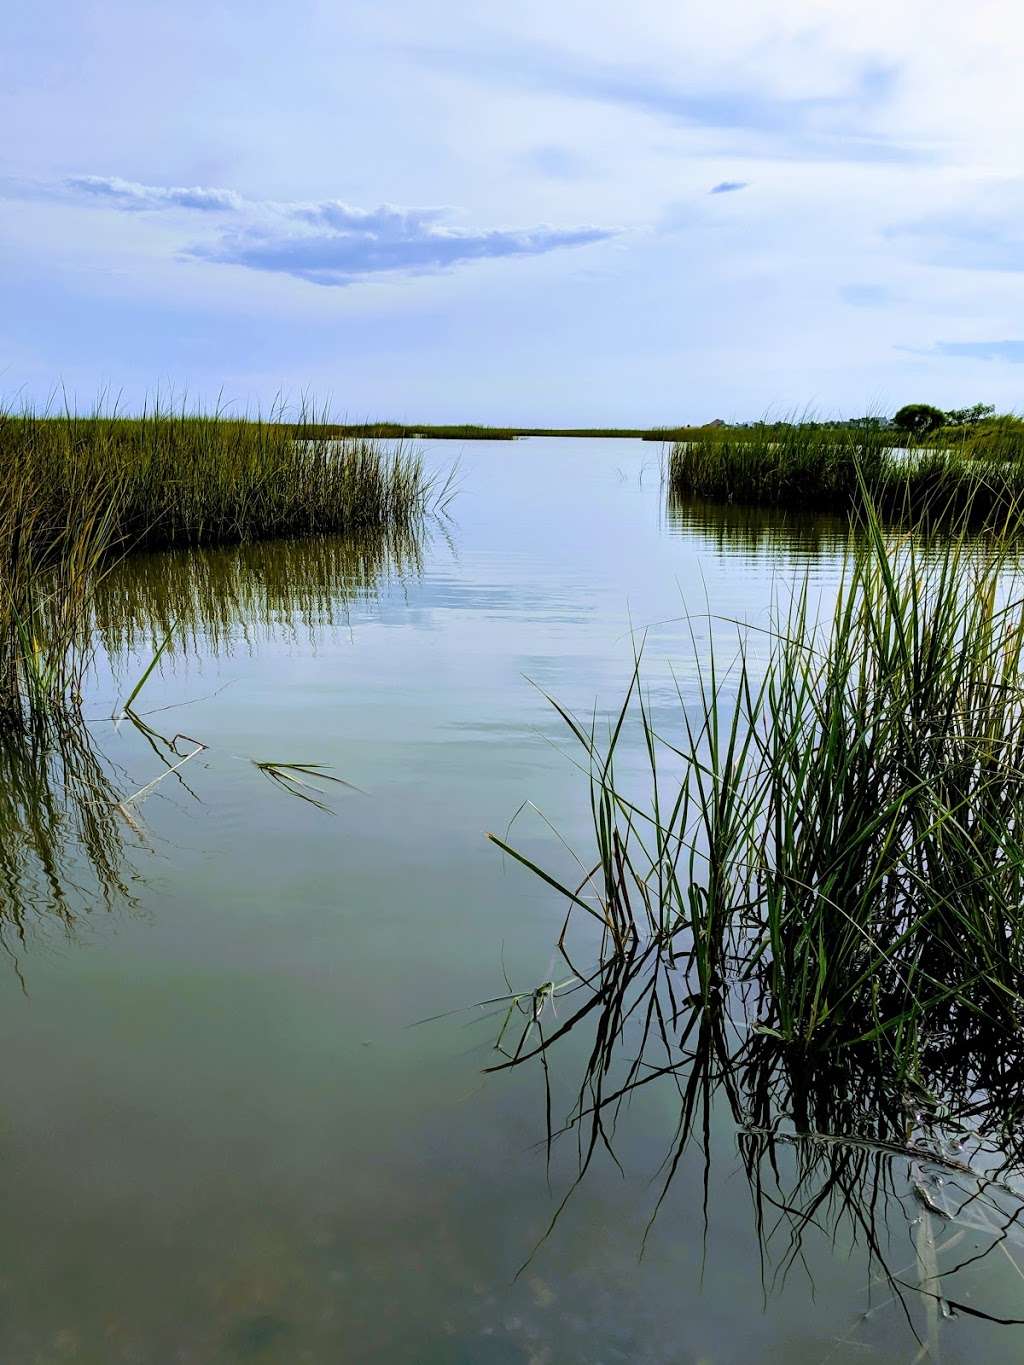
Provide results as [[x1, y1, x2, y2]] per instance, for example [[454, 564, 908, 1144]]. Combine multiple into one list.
[[299, 423, 721, 441]]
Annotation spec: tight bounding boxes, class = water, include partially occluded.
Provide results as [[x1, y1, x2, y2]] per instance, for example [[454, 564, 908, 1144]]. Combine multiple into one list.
[[0, 438, 1020, 1362]]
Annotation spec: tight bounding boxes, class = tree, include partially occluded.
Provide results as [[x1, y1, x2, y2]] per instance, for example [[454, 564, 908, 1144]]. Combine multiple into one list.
[[944, 403, 996, 426], [893, 403, 946, 435]]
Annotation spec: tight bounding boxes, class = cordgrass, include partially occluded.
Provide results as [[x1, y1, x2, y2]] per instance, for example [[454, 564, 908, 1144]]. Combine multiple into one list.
[[668, 424, 1024, 524], [7, 410, 429, 549], [482, 492, 1024, 1332], [0, 405, 431, 727], [491, 494, 1024, 1067]]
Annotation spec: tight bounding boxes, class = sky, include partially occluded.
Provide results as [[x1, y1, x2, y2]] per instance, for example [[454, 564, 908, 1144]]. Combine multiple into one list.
[[2, 0, 1023, 423]]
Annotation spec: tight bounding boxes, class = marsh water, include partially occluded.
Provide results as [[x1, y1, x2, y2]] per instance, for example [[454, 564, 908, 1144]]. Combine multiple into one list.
[[1, 438, 1022, 1363]]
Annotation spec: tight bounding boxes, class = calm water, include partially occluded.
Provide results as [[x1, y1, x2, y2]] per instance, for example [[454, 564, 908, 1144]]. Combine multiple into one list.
[[0, 439, 1020, 1363]]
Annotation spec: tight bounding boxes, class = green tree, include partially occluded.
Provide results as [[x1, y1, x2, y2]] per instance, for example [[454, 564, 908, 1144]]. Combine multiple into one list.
[[945, 403, 996, 425], [893, 403, 946, 435]]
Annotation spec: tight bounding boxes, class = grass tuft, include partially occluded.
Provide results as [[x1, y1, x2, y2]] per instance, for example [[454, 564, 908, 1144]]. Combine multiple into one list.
[[493, 495, 1024, 1065]]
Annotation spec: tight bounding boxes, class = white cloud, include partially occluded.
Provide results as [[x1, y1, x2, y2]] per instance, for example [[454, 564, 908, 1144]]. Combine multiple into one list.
[[65, 175, 246, 213], [58, 177, 617, 285]]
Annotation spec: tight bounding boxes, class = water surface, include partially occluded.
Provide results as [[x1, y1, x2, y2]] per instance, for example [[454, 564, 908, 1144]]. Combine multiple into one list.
[[0, 439, 1018, 1363]]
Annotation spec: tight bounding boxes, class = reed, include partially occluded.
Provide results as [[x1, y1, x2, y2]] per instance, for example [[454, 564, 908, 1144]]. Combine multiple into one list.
[[668, 424, 1024, 526], [491, 496, 1024, 1067], [0, 402, 431, 726]]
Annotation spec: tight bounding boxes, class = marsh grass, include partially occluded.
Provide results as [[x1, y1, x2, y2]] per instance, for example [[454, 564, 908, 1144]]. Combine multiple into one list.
[[0, 403, 431, 726], [669, 425, 1024, 526], [309, 423, 710, 440], [4, 407, 429, 550], [491, 496, 1024, 1068], [484, 503, 1024, 1335]]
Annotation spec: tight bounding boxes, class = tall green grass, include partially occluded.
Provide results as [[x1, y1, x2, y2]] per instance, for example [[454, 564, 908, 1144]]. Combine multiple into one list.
[[5, 407, 429, 549], [484, 495, 1024, 1333], [0, 404, 431, 726], [668, 424, 1024, 525], [492, 498, 1024, 1066]]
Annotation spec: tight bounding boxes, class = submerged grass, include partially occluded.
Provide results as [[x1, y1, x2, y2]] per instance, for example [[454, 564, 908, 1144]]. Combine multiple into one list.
[[0, 404, 431, 728]]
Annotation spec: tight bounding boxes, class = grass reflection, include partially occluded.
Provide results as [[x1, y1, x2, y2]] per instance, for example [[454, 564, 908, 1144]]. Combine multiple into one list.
[[665, 489, 851, 560], [0, 718, 141, 946], [92, 526, 424, 660], [0, 524, 427, 943], [485, 941, 1024, 1346]]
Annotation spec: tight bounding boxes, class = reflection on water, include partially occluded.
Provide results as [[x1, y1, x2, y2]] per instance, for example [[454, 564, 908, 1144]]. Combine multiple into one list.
[[0, 718, 141, 944], [92, 526, 425, 659], [0, 526, 427, 941], [666, 490, 852, 560], [491, 939, 1024, 1349]]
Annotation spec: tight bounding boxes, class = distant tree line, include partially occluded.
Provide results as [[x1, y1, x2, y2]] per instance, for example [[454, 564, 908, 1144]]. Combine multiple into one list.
[[892, 403, 997, 434], [720, 404, 1004, 435]]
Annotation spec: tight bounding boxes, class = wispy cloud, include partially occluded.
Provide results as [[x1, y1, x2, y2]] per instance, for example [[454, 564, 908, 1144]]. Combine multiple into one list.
[[409, 44, 921, 164], [934, 340, 1024, 363], [60, 176, 616, 286], [189, 219, 614, 286], [65, 174, 245, 213], [710, 180, 748, 194], [523, 146, 591, 181]]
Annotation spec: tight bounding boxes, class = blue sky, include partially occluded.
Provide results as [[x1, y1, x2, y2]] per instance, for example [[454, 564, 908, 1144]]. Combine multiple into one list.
[[2, 0, 1022, 422]]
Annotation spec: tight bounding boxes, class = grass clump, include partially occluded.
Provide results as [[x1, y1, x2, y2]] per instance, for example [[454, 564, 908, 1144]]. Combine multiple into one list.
[[484, 512, 1024, 1334], [6, 407, 429, 550], [668, 424, 1024, 525], [492, 498, 1024, 1066], [0, 402, 431, 727]]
